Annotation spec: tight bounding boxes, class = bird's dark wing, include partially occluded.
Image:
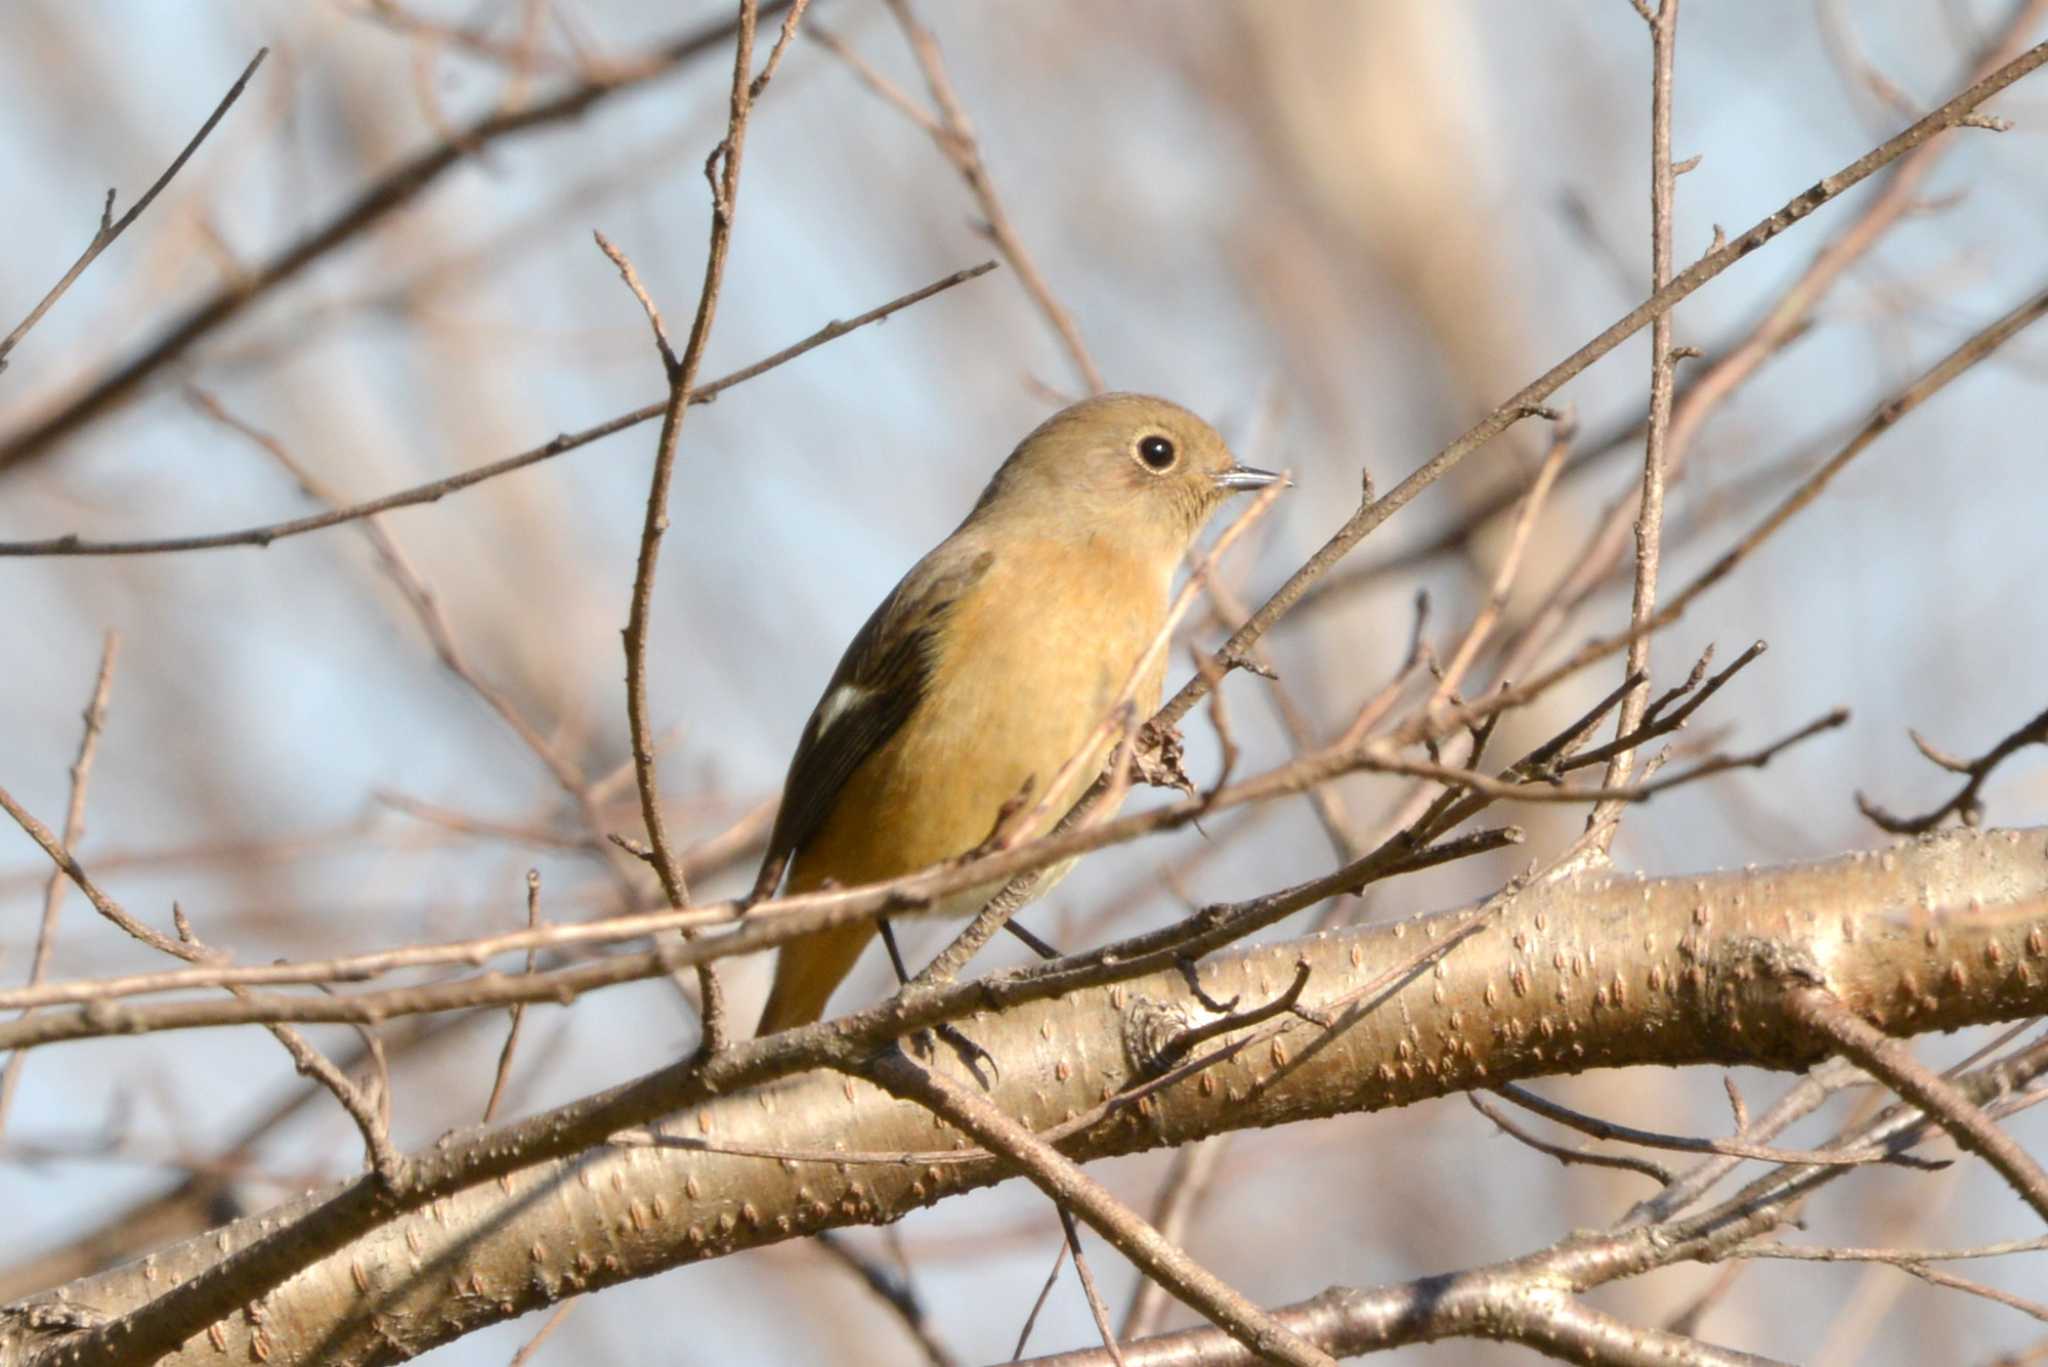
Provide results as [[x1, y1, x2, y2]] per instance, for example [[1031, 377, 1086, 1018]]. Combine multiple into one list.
[[753, 545, 995, 895]]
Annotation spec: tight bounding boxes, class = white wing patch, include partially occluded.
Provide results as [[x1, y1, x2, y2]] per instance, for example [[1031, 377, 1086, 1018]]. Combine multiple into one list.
[[809, 683, 873, 744]]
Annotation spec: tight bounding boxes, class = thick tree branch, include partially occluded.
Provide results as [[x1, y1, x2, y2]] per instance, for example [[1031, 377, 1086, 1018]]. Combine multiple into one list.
[[8, 827, 2046, 1365]]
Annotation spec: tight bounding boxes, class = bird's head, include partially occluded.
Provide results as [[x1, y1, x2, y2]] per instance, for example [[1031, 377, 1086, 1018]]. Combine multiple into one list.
[[972, 393, 1282, 559]]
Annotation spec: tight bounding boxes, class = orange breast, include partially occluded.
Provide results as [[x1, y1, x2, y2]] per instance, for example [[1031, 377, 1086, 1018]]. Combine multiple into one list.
[[788, 540, 1167, 896]]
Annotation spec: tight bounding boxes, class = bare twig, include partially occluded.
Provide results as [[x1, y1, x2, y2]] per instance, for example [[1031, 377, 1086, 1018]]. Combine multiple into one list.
[[813, 1232, 959, 1367], [183, 388, 605, 813], [0, 695, 1839, 1054], [505, 1299, 579, 1366], [0, 261, 993, 558], [1470, 1093, 1675, 1183], [0, 771, 402, 1189], [1340, 1, 2048, 691], [1740, 1234, 2048, 1266], [344, 0, 591, 78], [243, 1008, 400, 1188], [0, 9, 795, 467], [1015, 1236, 1073, 1360], [1591, 0, 1682, 851], [1428, 416, 1575, 713], [1891, 1261, 2048, 1325], [591, 231, 679, 372], [1057, 1206, 1129, 1367], [0, 633, 120, 1136], [482, 871, 546, 1123], [1425, 278, 2048, 752], [825, 1, 1108, 394], [1150, 39, 2048, 742], [1119, 1136, 1233, 1341], [1492, 1082, 1941, 1169], [0, 787, 204, 966], [1858, 704, 2048, 834], [613, 0, 808, 1058], [862, 1047, 1335, 1367], [1786, 985, 2048, 1225], [1019, 1047, 2048, 1367], [0, 50, 267, 374]]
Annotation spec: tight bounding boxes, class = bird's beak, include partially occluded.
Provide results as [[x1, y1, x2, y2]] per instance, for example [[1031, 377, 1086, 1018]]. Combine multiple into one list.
[[1213, 463, 1287, 492]]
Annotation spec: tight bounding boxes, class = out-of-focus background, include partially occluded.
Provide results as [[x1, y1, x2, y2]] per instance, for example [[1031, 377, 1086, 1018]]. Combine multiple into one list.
[[3, 2, 2045, 1362]]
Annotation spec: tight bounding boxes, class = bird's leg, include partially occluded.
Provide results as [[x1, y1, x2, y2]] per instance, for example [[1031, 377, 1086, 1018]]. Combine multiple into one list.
[[877, 916, 912, 983], [1001, 919, 1060, 959], [882, 917, 1001, 1085]]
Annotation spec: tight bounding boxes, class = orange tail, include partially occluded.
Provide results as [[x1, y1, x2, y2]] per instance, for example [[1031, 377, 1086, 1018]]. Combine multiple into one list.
[[755, 921, 879, 1035]]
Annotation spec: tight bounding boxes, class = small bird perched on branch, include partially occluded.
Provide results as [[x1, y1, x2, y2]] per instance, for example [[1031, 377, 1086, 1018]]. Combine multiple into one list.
[[752, 393, 1281, 1035]]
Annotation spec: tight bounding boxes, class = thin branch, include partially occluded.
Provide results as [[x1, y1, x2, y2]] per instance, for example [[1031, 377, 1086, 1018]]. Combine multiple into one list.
[[205, 885, 406, 1188], [1015, 1235, 1073, 1361], [0, 786, 205, 966], [1357, 706, 1848, 807], [2, 768, 401, 1189], [1299, 2, 2047, 651], [505, 1300, 580, 1366], [0, 756, 1502, 1053], [343, 0, 589, 77], [1592, 0, 1682, 849], [1057, 1207, 1129, 1367], [1427, 415, 1575, 713], [1858, 704, 2048, 834], [813, 1232, 959, 1367], [240, 1006, 400, 1188], [1421, 277, 2048, 753], [591, 231, 679, 373], [1021, 1284, 1791, 1367], [183, 388, 603, 812], [1492, 1082, 1941, 1169], [831, 0, 1107, 394], [1148, 38, 2048, 742], [1470, 1094, 1676, 1184], [0, 699, 1837, 1044], [1786, 985, 2048, 1225], [0, 633, 119, 1136], [0, 50, 267, 373], [482, 870, 545, 1124], [0, 8, 795, 467], [614, 0, 808, 1058], [1119, 1136, 1233, 1341], [1893, 1261, 2048, 1325], [1017, 1035, 2048, 1367], [750, 0, 809, 98], [862, 1047, 1335, 1367], [0, 260, 995, 558], [1740, 1234, 2048, 1265]]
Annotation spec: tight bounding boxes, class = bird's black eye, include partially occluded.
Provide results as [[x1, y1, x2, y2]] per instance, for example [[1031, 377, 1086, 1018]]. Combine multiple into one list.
[[1136, 434, 1178, 471]]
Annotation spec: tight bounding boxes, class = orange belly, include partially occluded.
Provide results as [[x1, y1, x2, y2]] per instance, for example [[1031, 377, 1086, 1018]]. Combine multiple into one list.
[[758, 542, 1168, 1032]]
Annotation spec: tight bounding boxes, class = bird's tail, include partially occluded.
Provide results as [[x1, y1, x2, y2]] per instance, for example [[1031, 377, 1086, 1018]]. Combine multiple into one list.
[[754, 921, 879, 1035]]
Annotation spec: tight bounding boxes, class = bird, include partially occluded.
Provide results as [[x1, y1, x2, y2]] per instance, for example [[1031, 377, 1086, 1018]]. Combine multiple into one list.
[[752, 393, 1280, 1035]]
